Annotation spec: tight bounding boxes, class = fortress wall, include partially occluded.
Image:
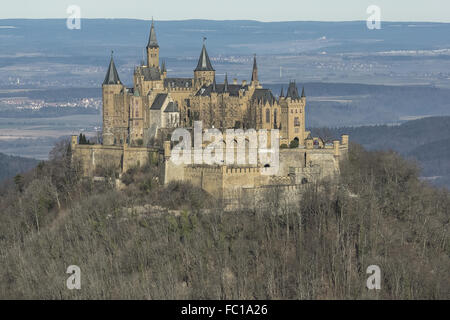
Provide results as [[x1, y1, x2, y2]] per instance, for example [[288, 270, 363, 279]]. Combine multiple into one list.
[[123, 146, 157, 172], [222, 166, 264, 191], [72, 145, 123, 176], [72, 136, 158, 176], [182, 166, 224, 198], [307, 151, 340, 179], [163, 160, 186, 185], [279, 149, 306, 175]]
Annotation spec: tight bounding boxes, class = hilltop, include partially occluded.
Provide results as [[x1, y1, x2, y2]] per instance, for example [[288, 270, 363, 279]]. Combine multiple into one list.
[[0, 140, 448, 299]]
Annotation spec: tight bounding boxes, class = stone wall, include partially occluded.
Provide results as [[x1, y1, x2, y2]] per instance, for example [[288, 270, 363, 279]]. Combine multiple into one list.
[[71, 135, 159, 176]]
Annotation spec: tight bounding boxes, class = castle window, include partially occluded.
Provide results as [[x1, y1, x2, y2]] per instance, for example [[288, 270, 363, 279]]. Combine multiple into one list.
[[294, 117, 300, 127], [266, 109, 270, 123], [274, 109, 277, 125]]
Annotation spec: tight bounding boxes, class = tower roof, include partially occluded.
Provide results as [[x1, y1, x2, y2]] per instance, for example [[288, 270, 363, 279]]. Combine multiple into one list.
[[147, 20, 159, 48], [286, 81, 300, 100], [212, 76, 217, 92], [103, 52, 121, 85], [280, 86, 284, 98], [194, 40, 215, 72], [301, 86, 306, 98], [161, 60, 167, 73]]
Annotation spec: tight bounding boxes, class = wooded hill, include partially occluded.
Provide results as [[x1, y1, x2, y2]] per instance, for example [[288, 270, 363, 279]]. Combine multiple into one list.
[[0, 140, 448, 299], [0, 152, 38, 183]]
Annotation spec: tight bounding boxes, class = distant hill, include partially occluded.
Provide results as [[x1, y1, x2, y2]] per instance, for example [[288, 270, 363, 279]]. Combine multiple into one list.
[[313, 116, 450, 188], [0, 153, 39, 182]]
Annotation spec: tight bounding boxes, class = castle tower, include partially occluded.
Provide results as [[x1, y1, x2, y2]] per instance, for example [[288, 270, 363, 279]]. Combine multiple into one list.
[[280, 81, 306, 146], [194, 38, 215, 89], [102, 52, 123, 146], [147, 19, 159, 68]]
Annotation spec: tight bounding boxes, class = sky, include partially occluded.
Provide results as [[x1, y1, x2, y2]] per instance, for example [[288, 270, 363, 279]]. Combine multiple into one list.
[[1, 0, 449, 22]]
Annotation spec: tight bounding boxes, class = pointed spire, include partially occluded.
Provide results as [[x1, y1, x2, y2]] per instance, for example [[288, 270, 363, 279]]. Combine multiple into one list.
[[161, 60, 167, 73], [212, 76, 217, 92], [224, 73, 228, 92], [301, 86, 306, 98], [103, 51, 121, 85], [251, 54, 258, 82], [147, 19, 159, 48], [280, 86, 284, 98], [194, 38, 214, 72]]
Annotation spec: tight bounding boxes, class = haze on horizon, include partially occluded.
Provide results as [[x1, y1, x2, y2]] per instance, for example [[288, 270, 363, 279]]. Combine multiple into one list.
[[1, 0, 450, 23]]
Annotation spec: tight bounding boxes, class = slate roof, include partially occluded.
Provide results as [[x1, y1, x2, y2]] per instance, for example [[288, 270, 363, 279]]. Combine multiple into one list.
[[252, 89, 276, 105], [286, 82, 301, 100], [147, 20, 159, 48], [164, 101, 179, 113], [150, 93, 168, 110], [194, 44, 215, 72], [164, 78, 193, 89], [136, 66, 161, 81], [195, 83, 248, 97], [103, 55, 121, 85]]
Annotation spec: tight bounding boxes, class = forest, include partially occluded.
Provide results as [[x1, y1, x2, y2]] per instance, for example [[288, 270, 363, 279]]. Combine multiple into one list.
[[0, 152, 38, 183], [0, 140, 448, 299]]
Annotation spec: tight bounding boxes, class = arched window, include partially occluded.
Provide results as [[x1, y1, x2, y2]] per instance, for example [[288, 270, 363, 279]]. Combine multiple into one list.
[[266, 109, 270, 123], [274, 109, 277, 126]]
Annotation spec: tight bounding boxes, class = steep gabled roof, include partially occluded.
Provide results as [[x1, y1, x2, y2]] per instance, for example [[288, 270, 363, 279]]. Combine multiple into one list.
[[194, 44, 215, 72], [164, 101, 179, 113], [103, 54, 121, 85], [150, 93, 168, 110], [195, 83, 247, 97], [147, 20, 159, 48], [252, 89, 276, 105]]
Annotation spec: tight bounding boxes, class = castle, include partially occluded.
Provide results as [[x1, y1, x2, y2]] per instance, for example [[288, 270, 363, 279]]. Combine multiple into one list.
[[71, 20, 349, 204]]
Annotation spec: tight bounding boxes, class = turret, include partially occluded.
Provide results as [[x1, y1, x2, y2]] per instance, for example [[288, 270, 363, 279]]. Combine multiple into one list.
[[212, 76, 217, 92], [223, 73, 229, 93], [194, 38, 215, 89], [161, 60, 167, 78], [147, 19, 159, 68]]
